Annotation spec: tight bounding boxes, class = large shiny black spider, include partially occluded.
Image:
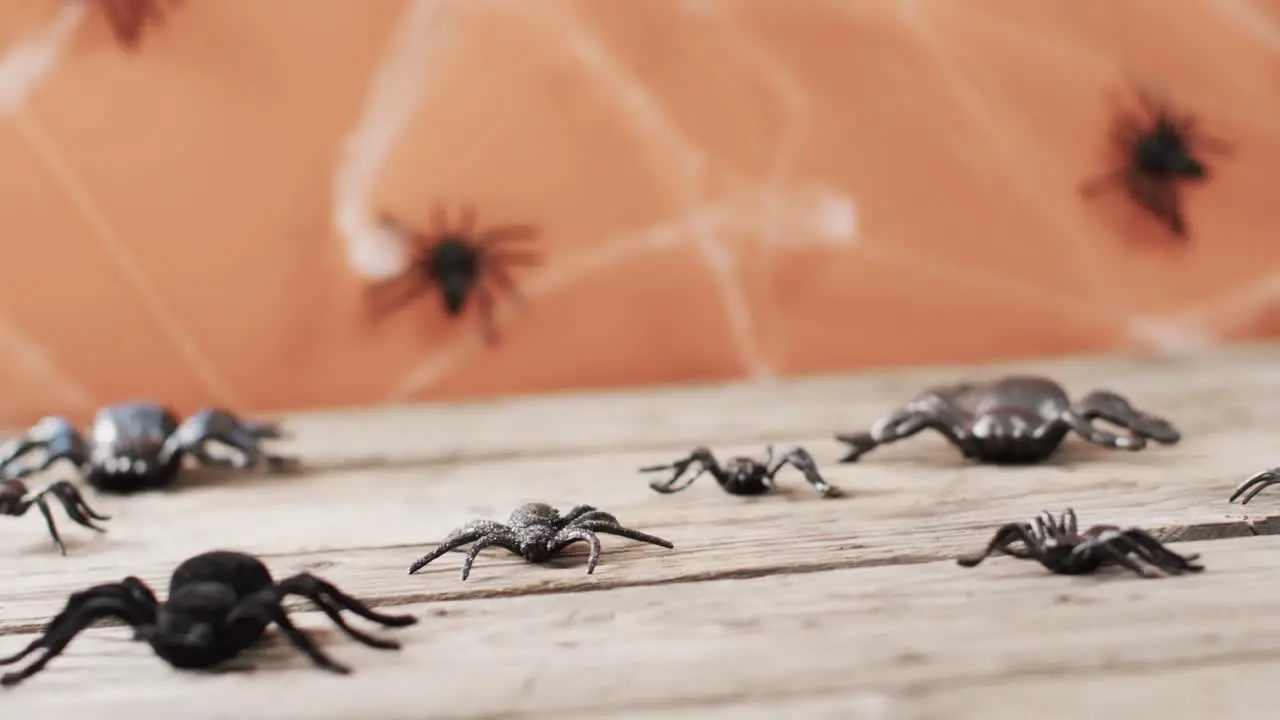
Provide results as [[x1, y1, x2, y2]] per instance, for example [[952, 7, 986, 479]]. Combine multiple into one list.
[[957, 509, 1204, 578], [0, 550, 417, 686], [367, 205, 541, 342], [1080, 85, 1230, 238]]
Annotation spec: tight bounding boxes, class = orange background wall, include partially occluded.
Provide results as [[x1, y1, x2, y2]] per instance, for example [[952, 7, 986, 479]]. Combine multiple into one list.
[[0, 0, 1279, 428]]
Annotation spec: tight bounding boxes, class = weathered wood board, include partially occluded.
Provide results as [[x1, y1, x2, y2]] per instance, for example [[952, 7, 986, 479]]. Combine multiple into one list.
[[1, 346, 1280, 718]]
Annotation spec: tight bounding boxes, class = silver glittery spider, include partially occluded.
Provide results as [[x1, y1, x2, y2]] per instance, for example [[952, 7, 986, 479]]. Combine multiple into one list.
[[407, 503, 674, 580]]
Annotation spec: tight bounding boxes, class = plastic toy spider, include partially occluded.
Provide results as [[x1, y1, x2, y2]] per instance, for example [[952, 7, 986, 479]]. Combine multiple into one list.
[[367, 205, 541, 342], [641, 445, 842, 498], [81, 0, 181, 49], [1227, 466, 1280, 505], [1080, 85, 1230, 238], [407, 503, 673, 580], [0, 402, 296, 494], [835, 375, 1180, 465], [0, 550, 417, 686], [0, 479, 109, 555], [957, 508, 1204, 578]]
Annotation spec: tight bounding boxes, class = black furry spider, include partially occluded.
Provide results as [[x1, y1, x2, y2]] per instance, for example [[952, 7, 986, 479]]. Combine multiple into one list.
[[0, 550, 417, 686], [957, 509, 1204, 578], [1080, 85, 1230, 238], [835, 375, 1180, 465], [368, 205, 541, 342], [0, 479, 109, 555], [79, 0, 181, 49], [641, 445, 841, 498], [408, 503, 674, 580], [0, 402, 296, 494], [1228, 466, 1280, 505]]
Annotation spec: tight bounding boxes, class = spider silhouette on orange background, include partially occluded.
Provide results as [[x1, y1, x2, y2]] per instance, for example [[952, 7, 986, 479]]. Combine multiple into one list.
[[366, 206, 542, 343], [1080, 85, 1231, 239], [80, 0, 181, 50]]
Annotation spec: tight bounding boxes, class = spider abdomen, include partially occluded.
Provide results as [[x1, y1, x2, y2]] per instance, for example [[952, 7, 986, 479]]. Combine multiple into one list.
[[721, 458, 771, 495]]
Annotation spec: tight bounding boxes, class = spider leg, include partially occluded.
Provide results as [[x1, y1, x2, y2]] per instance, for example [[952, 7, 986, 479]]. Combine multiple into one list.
[[1061, 389, 1181, 451], [0, 417, 91, 482], [572, 519, 674, 551], [1077, 540, 1157, 578], [266, 573, 417, 649], [956, 522, 1040, 567], [770, 447, 842, 498], [483, 262, 527, 305], [836, 402, 974, 463], [459, 534, 513, 581], [30, 498, 67, 556], [0, 596, 154, 686], [1114, 529, 1204, 573], [247, 601, 352, 675], [558, 505, 601, 524], [158, 408, 297, 473], [550, 528, 604, 574], [1229, 468, 1280, 504], [42, 481, 110, 531], [640, 448, 719, 494], [407, 521, 505, 575]]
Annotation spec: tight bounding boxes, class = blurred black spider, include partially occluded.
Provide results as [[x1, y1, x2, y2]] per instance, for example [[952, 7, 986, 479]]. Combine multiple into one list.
[[1080, 85, 1230, 238], [0, 479, 109, 555], [0, 403, 295, 494], [408, 503, 673, 580], [641, 445, 842, 498], [1228, 466, 1280, 505], [367, 205, 541, 342], [957, 509, 1204, 578], [79, 0, 181, 49], [0, 550, 417, 686]]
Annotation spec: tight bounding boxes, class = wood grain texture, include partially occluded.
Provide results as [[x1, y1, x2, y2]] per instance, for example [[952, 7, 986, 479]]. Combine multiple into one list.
[[0, 535, 1277, 719], [3, 347, 1280, 717]]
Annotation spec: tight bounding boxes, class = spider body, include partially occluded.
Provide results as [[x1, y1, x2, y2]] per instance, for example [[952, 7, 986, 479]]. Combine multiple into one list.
[[835, 375, 1179, 465], [0, 402, 295, 494], [1080, 86, 1230, 237], [0, 479, 109, 555], [368, 205, 541, 341], [408, 503, 673, 580], [0, 550, 417, 686], [957, 509, 1204, 578], [641, 445, 841, 498]]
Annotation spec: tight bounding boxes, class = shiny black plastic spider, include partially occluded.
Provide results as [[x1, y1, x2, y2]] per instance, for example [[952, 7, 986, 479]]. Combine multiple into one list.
[[1228, 466, 1280, 505], [367, 205, 541, 342], [0, 402, 296, 494], [641, 445, 842, 498], [408, 503, 674, 580], [79, 0, 181, 49], [0, 550, 418, 686], [835, 375, 1180, 465], [957, 509, 1204, 578], [0, 479, 109, 555], [1080, 85, 1230, 238]]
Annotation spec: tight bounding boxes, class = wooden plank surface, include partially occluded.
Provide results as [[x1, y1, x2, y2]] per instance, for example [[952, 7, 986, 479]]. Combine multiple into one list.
[[2, 346, 1280, 718]]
